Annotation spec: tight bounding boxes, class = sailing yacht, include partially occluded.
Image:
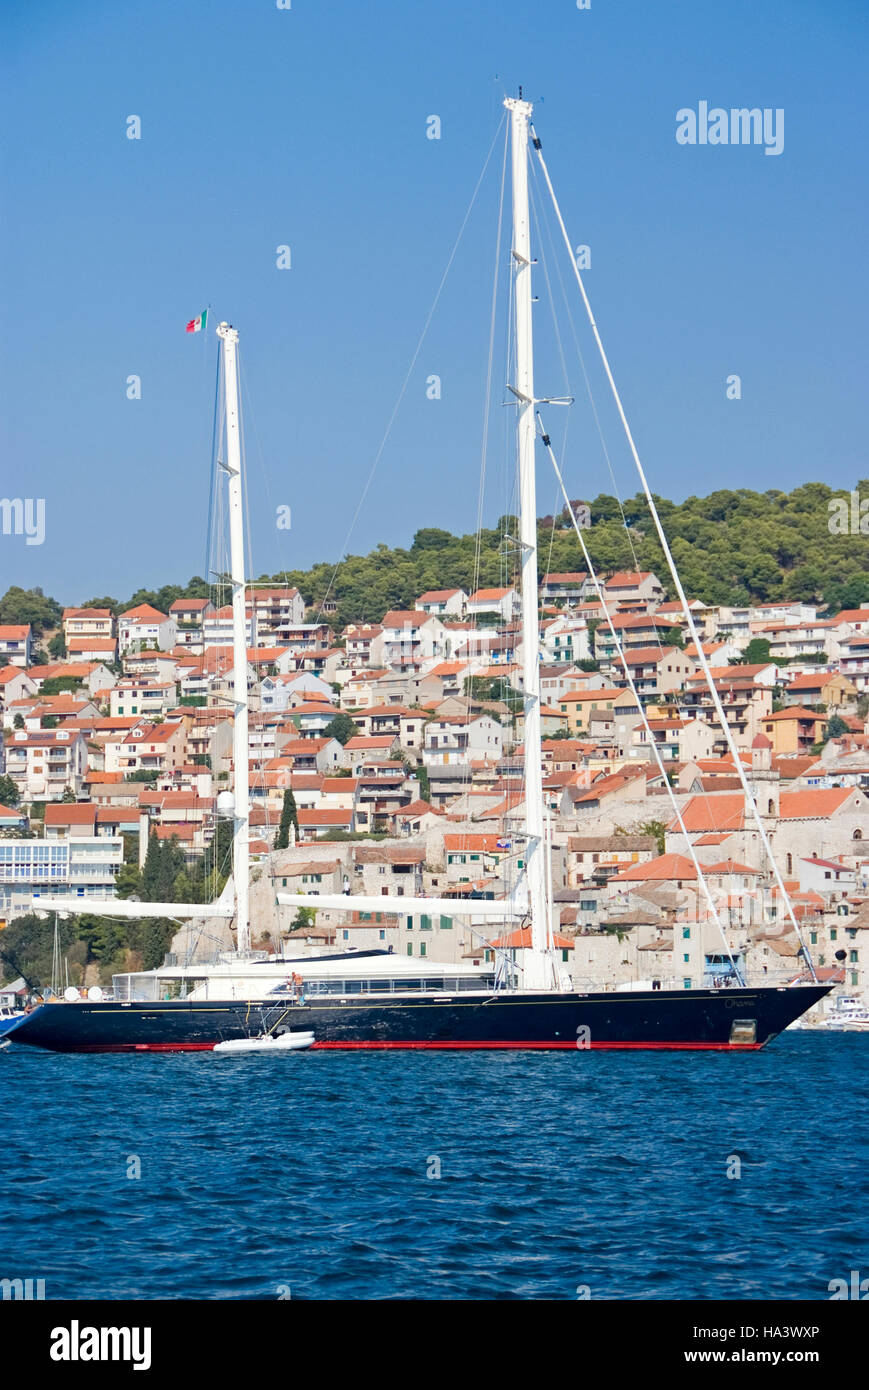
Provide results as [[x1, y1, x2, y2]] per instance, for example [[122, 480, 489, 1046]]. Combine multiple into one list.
[[9, 97, 830, 1053]]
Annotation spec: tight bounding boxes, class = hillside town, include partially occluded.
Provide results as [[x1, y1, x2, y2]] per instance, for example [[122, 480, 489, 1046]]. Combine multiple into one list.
[[1, 570, 868, 1002]]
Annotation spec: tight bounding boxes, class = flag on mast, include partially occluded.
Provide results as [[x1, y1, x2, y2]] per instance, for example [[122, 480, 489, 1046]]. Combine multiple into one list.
[[185, 309, 208, 334]]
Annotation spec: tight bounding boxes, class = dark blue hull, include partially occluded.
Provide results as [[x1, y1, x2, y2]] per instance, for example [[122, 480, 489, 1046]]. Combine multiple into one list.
[[7, 983, 830, 1053]]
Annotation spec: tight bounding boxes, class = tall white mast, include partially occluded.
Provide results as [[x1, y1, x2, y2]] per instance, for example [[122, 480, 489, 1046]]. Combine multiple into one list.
[[505, 96, 554, 990], [217, 322, 250, 955]]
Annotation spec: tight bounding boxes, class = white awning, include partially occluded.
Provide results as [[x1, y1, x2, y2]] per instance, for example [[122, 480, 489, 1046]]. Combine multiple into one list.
[[32, 897, 234, 919]]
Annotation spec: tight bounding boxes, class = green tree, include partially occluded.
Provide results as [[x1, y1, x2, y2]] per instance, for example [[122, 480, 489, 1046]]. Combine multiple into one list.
[[0, 913, 76, 988], [324, 711, 359, 746], [825, 714, 849, 742], [80, 596, 119, 614], [126, 916, 175, 971], [0, 774, 19, 807], [616, 819, 668, 855], [38, 675, 80, 695], [742, 638, 772, 665], [275, 788, 299, 849], [288, 905, 317, 933], [47, 632, 66, 659], [140, 832, 162, 900], [0, 586, 62, 637], [114, 859, 142, 900], [76, 914, 124, 965]]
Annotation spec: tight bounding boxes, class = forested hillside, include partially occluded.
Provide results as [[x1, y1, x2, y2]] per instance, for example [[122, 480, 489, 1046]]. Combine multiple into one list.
[[2, 482, 867, 632]]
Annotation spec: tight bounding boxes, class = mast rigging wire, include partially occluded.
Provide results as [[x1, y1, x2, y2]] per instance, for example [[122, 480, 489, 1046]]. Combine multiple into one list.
[[529, 123, 818, 981], [539, 415, 743, 981], [314, 113, 509, 624]]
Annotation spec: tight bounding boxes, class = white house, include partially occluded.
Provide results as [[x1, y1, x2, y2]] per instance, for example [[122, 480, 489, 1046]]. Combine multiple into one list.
[[422, 713, 503, 767], [202, 606, 255, 649], [602, 571, 664, 609], [343, 624, 385, 668], [4, 729, 88, 801], [169, 597, 215, 653], [0, 836, 123, 918], [466, 588, 521, 622], [415, 588, 468, 618], [0, 664, 37, 713], [798, 857, 856, 900], [539, 615, 590, 664], [0, 625, 33, 667], [540, 572, 590, 605], [260, 672, 334, 714], [248, 586, 306, 643], [380, 611, 449, 670], [110, 680, 177, 720], [118, 604, 177, 656], [104, 721, 186, 776]]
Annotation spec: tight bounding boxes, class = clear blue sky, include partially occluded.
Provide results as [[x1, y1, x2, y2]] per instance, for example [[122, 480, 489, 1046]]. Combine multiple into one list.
[[2, 0, 867, 604]]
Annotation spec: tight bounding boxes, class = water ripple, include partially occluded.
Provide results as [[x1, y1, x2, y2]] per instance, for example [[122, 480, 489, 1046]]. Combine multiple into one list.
[[0, 1036, 866, 1299]]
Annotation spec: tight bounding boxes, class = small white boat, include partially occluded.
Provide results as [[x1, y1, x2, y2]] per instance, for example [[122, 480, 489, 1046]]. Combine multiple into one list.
[[822, 996, 869, 1031], [212, 1030, 315, 1055]]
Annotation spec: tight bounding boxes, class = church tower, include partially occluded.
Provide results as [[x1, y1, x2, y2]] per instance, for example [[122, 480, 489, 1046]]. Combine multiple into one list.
[[747, 733, 780, 820]]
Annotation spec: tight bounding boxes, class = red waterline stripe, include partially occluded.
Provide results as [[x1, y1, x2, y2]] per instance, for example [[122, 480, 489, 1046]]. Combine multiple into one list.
[[311, 1039, 764, 1052], [33, 1039, 764, 1054], [48, 1042, 218, 1053]]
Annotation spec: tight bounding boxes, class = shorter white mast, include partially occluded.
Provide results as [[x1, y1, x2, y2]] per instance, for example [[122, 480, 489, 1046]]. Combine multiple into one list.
[[217, 322, 251, 956]]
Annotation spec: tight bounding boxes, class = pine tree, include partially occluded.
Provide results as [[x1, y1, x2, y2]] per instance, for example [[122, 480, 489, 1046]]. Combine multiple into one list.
[[155, 836, 184, 901], [0, 774, 19, 806], [140, 832, 161, 900], [276, 788, 299, 849]]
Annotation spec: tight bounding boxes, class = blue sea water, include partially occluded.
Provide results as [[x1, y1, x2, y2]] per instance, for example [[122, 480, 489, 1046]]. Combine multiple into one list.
[[0, 1034, 866, 1301]]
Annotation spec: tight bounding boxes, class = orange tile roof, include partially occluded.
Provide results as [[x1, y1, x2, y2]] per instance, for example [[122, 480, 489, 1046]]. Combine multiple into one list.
[[557, 687, 628, 703], [605, 571, 653, 587], [786, 672, 842, 689], [66, 637, 117, 652], [44, 804, 97, 825], [621, 645, 686, 665], [613, 852, 697, 882], [493, 927, 574, 950], [834, 608, 869, 623], [762, 707, 826, 722], [299, 808, 354, 825], [443, 833, 509, 853], [676, 786, 857, 832], [120, 604, 169, 622], [169, 597, 211, 612], [779, 788, 857, 820]]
